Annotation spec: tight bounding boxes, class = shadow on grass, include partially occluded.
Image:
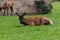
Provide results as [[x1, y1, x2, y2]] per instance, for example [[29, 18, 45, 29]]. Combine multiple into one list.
[[16, 24, 26, 28], [16, 25, 42, 27]]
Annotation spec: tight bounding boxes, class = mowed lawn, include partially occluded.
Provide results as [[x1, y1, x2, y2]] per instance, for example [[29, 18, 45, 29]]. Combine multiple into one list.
[[0, 2, 60, 40]]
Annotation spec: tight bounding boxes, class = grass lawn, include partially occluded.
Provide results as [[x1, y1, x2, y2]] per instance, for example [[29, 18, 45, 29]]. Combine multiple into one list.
[[0, 2, 60, 40]]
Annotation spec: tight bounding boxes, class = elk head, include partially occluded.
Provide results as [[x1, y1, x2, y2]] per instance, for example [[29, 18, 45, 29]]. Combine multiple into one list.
[[16, 12, 27, 25], [16, 12, 26, 20]]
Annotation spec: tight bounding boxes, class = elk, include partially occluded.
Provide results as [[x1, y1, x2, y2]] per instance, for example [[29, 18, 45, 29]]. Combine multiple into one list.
[[0, 0, 14, 16], [16, 12, 53, 26]]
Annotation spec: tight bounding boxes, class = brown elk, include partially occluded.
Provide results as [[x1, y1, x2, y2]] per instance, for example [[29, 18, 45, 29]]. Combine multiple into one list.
[[16, 12, 53, 26], [0, 0, 14, 16]]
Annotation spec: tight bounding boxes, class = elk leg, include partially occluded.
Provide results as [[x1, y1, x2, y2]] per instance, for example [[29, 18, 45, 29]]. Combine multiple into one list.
[[7, 8, 9, 16], [10, 7, 13, 16], [3, 8, 6, 16], [40, 19, 44, 25], [29, 22, 35, 26]]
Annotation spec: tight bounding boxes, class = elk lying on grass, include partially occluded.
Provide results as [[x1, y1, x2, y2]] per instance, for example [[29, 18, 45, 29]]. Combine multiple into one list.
[[16, 12, 53, 26]]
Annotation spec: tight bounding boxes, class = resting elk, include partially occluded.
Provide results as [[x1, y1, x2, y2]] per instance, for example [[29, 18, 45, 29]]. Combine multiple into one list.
[[16, 12, 53, 26], [0, 0, 14, 16]]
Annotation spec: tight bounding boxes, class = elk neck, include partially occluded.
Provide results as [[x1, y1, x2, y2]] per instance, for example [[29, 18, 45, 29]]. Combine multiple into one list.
[[19, 16, 24, 21], [19, 16, 25, 24]]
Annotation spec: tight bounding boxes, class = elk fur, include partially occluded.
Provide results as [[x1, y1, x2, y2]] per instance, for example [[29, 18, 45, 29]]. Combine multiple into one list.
[[16, 12, 53, 26], [0, 0, 14, 16]]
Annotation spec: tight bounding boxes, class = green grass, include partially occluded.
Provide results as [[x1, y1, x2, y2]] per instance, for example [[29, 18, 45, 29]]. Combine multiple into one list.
[[0, 2, 60, 40]]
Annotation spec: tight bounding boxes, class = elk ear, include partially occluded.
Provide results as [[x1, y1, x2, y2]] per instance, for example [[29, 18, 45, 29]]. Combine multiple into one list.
[[16, 12, 20, 16]]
